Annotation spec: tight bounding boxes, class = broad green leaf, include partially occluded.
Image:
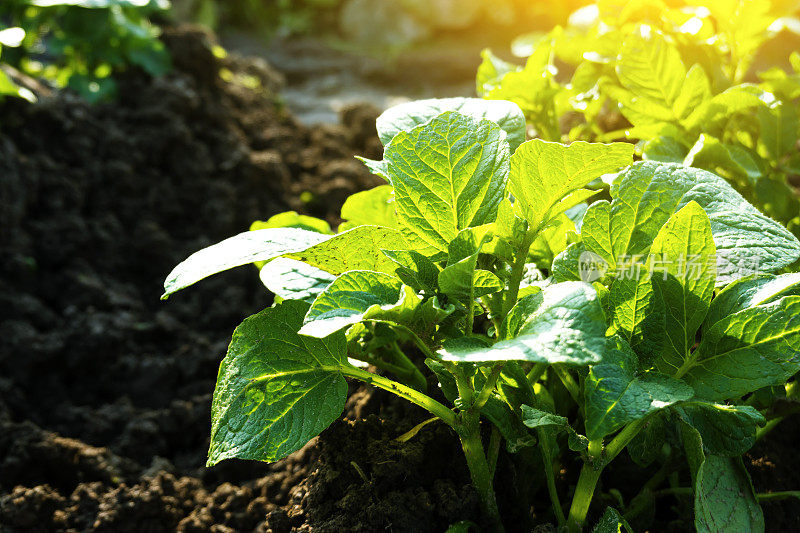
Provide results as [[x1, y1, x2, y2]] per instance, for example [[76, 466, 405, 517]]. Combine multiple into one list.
[[438, 282, 607, 364], [682, 86, 765, 133], [481, 395, 537, 452], [705, 273, 800, 329], [673, 64, 712, 120], [301, 271, 452, 339], [300, 270, 401, 337], [642, 135, 688, 164], [476, 48, 520, 97], [674, 402, 765, 456], [592, 507, 633, 533], [585, 161, 800, 284], [694, 456, 764, 533], [208, 300, 350, 465], [339, 185, 398, 231], [580, 200, 615, 270], [648, 202, 716, 374], [684, 135, 764, 184], [528, 212, 577, 268], [627, 411, 668, 467], [384, 112, 509, 255], [509, 140, 633, 229], [683, 295, 800, 401], [376, 97, 526, 152], [552, 242, 590, 283], [616, 28, 685, 112], [381, 249, 440, 293], [285, 225, 407, 276], [163, 228, 329, 298], [355, 156, 390, 181], [757, 104, 799, 161], [521, 404, 589, 451], [259, 258, 335, 303], [585, 338, 693, 440], [251, 211, 333, 235], [601, 81, 676, 126], [608, 270, 665, 366]]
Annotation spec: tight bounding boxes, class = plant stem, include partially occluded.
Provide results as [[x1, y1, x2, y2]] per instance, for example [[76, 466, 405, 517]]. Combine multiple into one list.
[[653, 488, 800, 503], [472, 362, 505, 413], [758, 491, 800, 502], [566, 418, 647, 530], [343, 366, 458, 429], [542, 447, 566, 526], [501, 228, 535, 320], [756, 416, 784, 441], [487, 426, 501, 478], [348, 353, 413, 379], [553, 365, 581, 406], [526, 362, 547, 384], [460, 414, 505, 532], [388, 341, 428, 391]]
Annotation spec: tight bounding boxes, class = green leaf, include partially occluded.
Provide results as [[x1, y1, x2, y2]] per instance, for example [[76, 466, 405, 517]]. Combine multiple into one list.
[[585, 338, 693, 440], [684, 135, 764, 184], [648, 202, 716, 374], [384, 111, 509, 255], [438, 282, 607, 364], [381, 249, 440, 293], [608, 270, 665, 366], [642, 135, 689, 164], [584, 161, 800, 285], [376, 97, 526, 152], [299, 270, 402, 338], [674, 402, 765, 456], [509, 139, 633, 229], [682, 86, 765, 133], [683, 295, 800, 401], [616, 28, 685, 112], [627, 411, 668, 467], [694, 456, 764, 533], [673, 64, 712, 120], [285, 225, 407, 276], [163, 228, 329, 298], [476, 48, 520, 97], [757, 104, 799, 161], [705, 273, 800, 329], [520, 404, 589, 452], [208, 300, 350, 465], [339, 185, 398, 231], [251, 211, 333, 235], [552, 242, 589, 283], [592, 507, 633, 533], [301, 271, 452, 339], [259, 258, 335, 303]]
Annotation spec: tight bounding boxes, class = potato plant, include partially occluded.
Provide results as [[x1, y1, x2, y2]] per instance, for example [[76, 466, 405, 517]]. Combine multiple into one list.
[[478, 0, 800, 234], [164, 97, 800, 531]]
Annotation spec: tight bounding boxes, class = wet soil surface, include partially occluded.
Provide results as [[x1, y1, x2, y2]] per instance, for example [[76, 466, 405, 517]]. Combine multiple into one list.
[[2, 25, 800, 533]]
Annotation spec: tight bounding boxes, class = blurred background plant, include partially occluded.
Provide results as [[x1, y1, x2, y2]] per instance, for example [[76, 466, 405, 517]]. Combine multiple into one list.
[[0, 0, 170, 102]]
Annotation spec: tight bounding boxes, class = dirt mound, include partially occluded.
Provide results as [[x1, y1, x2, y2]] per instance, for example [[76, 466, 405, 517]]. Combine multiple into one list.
[[0, 25, 482, 532]]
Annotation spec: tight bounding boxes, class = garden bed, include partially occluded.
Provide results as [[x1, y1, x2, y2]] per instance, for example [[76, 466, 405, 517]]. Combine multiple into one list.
[[1, 26, 799, 533]]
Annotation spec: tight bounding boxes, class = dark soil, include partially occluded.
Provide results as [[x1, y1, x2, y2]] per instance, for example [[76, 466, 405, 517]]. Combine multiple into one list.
[[2, 24, 800, 533], [0, 26, 483, 533]]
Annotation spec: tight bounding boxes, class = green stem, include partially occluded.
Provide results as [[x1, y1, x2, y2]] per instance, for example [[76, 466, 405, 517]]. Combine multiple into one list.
[[526, 362, 547, 385], [460, 418, 505, 532], [501, 228, 535, 320], [348, 353, 413, 379], [758, 491, 800, 503], [553, 365, 581, 406], [388, 341, 428, 391], [566, 418, 647, 530], [756, 416, 784, 441], [654, 488, 800, 503], [487, 426, 501, 478], [541, 446, 566, 526], [343, 366, 458, 429], [472, 362, 505, 413]]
